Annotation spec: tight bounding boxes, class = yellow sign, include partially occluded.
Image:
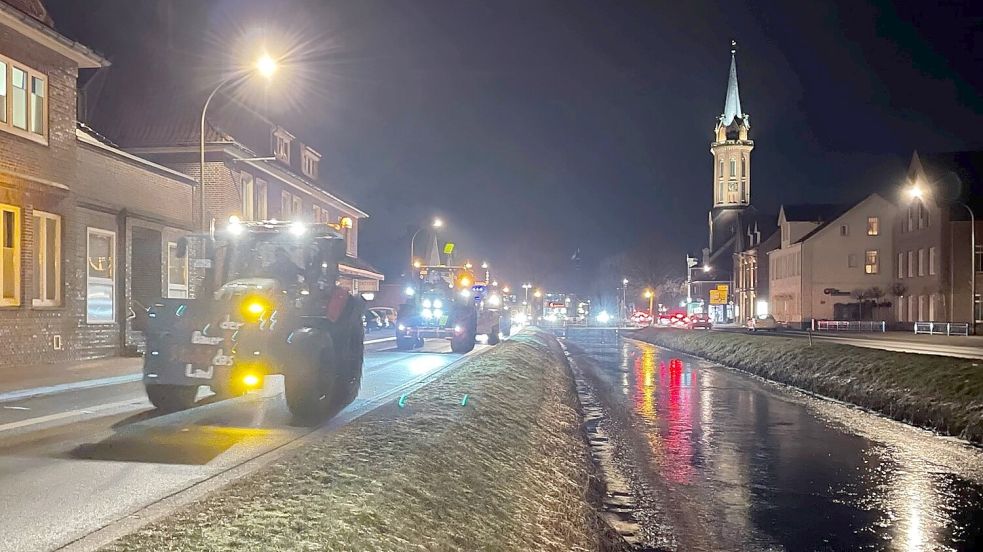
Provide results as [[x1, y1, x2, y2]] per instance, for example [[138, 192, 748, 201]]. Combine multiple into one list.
[[443, 242, 455, 255], [709, 288, 728, 305]]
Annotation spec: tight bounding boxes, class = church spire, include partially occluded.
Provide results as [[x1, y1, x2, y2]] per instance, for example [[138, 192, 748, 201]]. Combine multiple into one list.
[[721, 40, 744, 127]]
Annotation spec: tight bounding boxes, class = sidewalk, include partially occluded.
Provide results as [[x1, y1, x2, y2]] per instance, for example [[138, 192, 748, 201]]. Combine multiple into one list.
[[0, 356, 142, 401]]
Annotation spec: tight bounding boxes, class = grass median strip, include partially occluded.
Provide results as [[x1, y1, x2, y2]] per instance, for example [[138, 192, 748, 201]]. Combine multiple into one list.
[[102, 330, 601, 552], [628, 328, 983, 444]]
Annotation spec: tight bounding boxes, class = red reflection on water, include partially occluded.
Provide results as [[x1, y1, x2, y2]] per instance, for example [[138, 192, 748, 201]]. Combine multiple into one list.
[[629, 346, 697, 484]]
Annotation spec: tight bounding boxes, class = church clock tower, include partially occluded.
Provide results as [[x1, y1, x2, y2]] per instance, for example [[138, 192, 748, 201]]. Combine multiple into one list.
[[707, 41, 753, 253]]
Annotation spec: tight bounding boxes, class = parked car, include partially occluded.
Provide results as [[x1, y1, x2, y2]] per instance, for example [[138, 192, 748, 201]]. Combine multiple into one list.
[[747, 314, 778, 332], [687, 313, 712, 330], [364, 307, 397, 332], [659, 312, 689, 328], [631, 311, 653, 326]]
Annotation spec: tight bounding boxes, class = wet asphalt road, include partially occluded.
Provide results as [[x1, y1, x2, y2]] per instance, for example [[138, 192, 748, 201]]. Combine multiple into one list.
[[565, 328, 983, 552], [0, 338, 473, 552]]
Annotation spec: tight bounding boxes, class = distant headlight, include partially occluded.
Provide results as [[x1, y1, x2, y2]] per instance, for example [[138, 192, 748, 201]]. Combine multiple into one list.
[[404, 286, 416, 296]]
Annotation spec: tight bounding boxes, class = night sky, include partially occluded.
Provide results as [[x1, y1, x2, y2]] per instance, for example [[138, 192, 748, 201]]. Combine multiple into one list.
[[47, 0, 983, 291]]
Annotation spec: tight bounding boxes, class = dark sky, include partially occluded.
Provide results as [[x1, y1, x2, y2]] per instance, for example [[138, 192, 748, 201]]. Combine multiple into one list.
[[47, 0, 983, 290]]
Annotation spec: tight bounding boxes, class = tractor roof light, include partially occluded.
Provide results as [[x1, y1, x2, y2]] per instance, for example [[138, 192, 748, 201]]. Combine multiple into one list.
[[290, 221, 307, 236]]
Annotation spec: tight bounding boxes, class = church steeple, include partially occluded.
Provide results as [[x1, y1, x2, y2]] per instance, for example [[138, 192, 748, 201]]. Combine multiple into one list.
[[710, 40, 753, 209]]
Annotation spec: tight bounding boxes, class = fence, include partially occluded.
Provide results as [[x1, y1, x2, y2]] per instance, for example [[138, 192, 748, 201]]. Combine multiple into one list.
[[812, 320, 886, 332], [913, 322, 970, 336]]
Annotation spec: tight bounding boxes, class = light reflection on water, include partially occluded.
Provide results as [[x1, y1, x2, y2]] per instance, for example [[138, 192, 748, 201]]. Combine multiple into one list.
[[567, 329, 983, 551]]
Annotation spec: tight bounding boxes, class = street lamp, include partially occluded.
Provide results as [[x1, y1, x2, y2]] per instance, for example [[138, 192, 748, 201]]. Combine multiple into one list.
[[643, 289, 654, 321], [533, 289, 542, 298], [200, 54, 277, 230], [409, 217, 443, 271], [621, 278, 628, 322], [905, 180, 976, 324]]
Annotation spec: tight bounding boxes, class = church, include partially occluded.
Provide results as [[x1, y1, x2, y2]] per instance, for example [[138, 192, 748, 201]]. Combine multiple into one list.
[[693, 43, 776, 323]]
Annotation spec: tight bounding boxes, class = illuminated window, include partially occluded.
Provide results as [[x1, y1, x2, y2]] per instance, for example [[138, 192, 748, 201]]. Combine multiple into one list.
[[0, 60, 5, 123], [1, 204, 20, 306], [86, 228, 115, 323], [32, 211, 60, 307], [167, 242, 188, 298], [866, 216, 879, 236], [864, 250, 879, 274]]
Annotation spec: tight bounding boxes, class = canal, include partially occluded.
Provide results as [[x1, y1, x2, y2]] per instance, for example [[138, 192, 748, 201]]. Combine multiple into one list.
[[564, 328, 983, 551]]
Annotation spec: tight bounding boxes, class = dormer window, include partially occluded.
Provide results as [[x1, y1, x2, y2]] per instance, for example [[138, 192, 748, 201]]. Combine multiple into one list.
[[302, 147, 321, 179], [273, 127, 294, 164]]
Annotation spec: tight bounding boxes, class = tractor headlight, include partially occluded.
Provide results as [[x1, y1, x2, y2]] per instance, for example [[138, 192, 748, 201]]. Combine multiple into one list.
[[433, 309, 443, 319], [433, 299, 443, 309], [421, 308, 433, 319], [422, 299, 432, 308]]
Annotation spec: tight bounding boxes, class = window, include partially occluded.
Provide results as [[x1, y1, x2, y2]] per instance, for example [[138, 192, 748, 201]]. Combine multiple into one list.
[[86, 229, 115, 323], [975, 294, 982, 323], [302, 149, 320, 179], [292, 196, 303, 219], [867, 216, 879, 236], [281, 190, 292, 218], [839, 225, 849, 236], [781, 224, 788, 243], [864, 250, 879, 274], [930, 247, 937, 276], [1, 204, 20, 306], [917, 248, 925, 276], [273, 129, 292, 163], [898, 252, 904, 278], [729, 159, 736, 177], [976, 245, 983, 273], [907, 295, 915, 322], [255, 179, 268, 219], [167, 242, 189, 298], [345, 218, 356, 256], [718, 160, 723, 180], [847, 254, 857, 268], [741, 156, 746, 178], [907, 251, 914, 277], [907, 205, 914, 232], [32, 211, 60, 306], [0, 56, 46, 141], [240, 172, 254, 220], [918, 202, 928, 229]]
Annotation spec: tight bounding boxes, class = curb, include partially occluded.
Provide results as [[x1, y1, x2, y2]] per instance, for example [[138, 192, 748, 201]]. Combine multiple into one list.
[[0, 373, 143, 404]]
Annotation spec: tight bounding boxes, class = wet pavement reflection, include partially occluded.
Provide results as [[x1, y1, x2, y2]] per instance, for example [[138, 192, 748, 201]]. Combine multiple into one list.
[[566, 329, 983, 551]]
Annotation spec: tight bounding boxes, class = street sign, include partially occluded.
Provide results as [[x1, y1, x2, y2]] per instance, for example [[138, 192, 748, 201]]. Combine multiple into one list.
[[443, 242, 455, 255], [709, 285, 729, 305]]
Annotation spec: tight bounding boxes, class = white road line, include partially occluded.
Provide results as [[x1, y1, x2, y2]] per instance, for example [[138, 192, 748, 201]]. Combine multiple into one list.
[[0, 399, 144, 433], [364, 336, 397, 344]]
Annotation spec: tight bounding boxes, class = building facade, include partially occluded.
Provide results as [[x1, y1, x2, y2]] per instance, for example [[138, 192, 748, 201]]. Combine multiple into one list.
[[0, 1, 201, 365], [894, 151, 983, 331], [768, 195, 898, 327]]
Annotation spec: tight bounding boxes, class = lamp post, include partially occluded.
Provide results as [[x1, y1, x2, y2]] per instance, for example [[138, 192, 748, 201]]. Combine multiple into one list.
[[199, 54, 277, 231], [907, 183, 976, 326], [643, 289, 654, 322], [621, 278, 628, 322], [409, 217, 443, 272]]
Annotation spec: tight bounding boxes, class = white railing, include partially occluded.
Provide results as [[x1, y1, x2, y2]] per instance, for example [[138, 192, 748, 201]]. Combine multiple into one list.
[[913, 322, 970, 336], [813, 320, 886, 332]]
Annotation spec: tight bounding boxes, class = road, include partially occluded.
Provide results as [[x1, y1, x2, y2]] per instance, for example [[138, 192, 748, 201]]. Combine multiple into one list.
[[0, 336, 474, 552], [566, 328, 983, 551], [714, 326, 983, 359]]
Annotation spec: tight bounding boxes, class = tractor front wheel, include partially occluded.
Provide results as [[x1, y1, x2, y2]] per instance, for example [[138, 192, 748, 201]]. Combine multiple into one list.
[[145, 384, 199, 413]]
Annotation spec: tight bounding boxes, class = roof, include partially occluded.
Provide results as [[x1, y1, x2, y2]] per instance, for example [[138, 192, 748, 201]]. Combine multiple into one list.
[[340, 255, 384, 280], [76, 125, 197, 185], [793, 194, 885, 243], [720, 42, 746, 127], [780, 203, 849, 223], [0, 1, 108, 68]]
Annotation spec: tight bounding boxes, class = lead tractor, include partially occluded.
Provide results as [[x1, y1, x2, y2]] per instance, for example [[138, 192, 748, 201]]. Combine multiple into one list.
[[141, 219, 364, 423]]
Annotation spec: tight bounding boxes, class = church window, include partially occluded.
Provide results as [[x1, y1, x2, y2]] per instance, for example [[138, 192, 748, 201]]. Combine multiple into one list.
[[839, 225, 849, 236], [729, 159, 736, 177], [741, 156, 746, 177], [719, 160, 723, 180]]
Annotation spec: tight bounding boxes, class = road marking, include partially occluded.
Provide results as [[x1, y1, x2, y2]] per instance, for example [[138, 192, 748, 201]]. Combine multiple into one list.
[[0, 374, 143, 404], [3, 406, 29, 410], [0, 399, 144, 433], [364, 336, 397, 345]]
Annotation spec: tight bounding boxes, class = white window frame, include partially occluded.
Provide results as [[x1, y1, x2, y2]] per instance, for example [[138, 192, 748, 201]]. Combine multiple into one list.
[[0, 203, 21, 306], [86, 228, 116, 324], [302, 148, 320, 179], [255, 179, 268, 220], [166, 242, 189, 299], [929, 247, 937, 276], [32, 210, 61, 307], [917, 248, 925, 276], [907, 251, 914, 277], [240, 172, 254, 220], [0, 54, 47, 145], [897, 252, 904, 278], [864, 250, 879, 274], [273, 130, 292, 164], [281, 190, 292, 218], [292, 195, 303, 220]]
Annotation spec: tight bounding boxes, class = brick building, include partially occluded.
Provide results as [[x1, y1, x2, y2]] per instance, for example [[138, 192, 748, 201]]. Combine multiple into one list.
[[0, 0, 199, 365]]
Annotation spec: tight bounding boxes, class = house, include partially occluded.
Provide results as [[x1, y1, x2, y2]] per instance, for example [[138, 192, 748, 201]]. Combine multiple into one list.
[[768, 195, 898, 327], [0, 0, 199, 364], [895, 151, 983, 330], [733, 224, 780, 323]]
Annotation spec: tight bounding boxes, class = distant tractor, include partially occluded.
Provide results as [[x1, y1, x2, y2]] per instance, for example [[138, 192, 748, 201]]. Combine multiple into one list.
[[141, 218, 364, 423], [396, 265, 510, 353]]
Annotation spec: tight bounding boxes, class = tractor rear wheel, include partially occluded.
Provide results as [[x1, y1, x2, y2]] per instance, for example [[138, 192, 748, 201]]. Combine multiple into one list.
[[487, 325, 500, 345], [451, 329, 476, 353], [284, 336, 339, 423], [145, 384, 198, 413], [396, 335, 416, 351]]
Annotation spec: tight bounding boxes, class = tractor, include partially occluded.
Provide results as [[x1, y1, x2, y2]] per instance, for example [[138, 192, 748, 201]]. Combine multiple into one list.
[[141, 218, 364, 423]]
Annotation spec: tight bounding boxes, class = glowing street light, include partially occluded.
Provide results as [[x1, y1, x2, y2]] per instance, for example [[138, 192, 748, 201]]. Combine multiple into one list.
[[199, 53, 278, 229], [643, 289, 654, 321], [409, 217, 444, 271]]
